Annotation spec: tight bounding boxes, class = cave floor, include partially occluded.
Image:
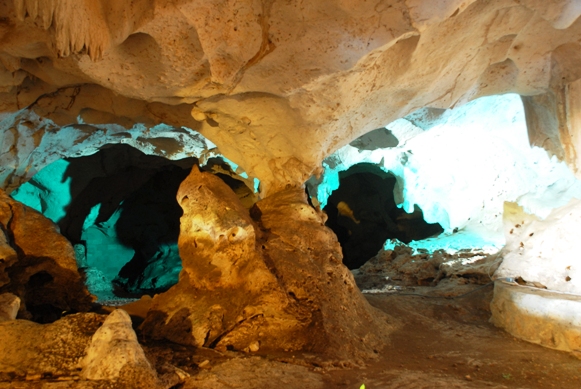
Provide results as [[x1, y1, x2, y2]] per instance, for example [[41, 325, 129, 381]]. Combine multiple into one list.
[[135, 285, 581, 389], [339, 291, 581, 389], [1, 284, 579, 388]]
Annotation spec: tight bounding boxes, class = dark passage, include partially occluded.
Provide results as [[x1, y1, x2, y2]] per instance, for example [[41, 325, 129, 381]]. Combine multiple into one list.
[[14, 144, 255, 301], [57, 145, 197, 299], [324, 163, 443, 269]]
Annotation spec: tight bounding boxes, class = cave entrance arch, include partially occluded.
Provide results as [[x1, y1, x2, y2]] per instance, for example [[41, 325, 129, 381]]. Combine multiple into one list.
[[11, 144, 256, 302], [323, 163, 443, 269]]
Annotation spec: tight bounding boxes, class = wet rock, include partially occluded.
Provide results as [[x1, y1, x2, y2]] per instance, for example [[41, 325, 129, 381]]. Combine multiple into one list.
[[0, 293, 20, 322], [0, 190, 93, 322]]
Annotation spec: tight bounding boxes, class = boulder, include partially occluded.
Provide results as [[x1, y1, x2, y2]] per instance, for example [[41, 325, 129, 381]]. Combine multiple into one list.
[[81, 309, 158, 386], [0, 313, 105, 379], [0, 190, 93, 322]]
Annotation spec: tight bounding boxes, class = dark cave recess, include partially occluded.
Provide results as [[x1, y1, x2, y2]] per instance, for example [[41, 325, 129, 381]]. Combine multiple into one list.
[[15, 144, 256, 301], [323, 163, 443, 270]]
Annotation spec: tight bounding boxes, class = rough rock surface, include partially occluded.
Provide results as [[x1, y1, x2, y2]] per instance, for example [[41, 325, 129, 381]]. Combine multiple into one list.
[[0, 310, 186, 388], [142, 167, 393, 360], [0, 104, 217, 194], [81, 309, 151, 379], [0, 189, 92, 322], [81, 309, 158, 385], [185, 357, 324, 389], [354, 245, 496, 292], [0, 313, 105, 380], [491, 281, 581, 357], [1, 1, 581, 193], [0, 293, 20, 322], [323, 163, 443, 269], [1, 0, 581, 369], [495, 200, 581, 294]]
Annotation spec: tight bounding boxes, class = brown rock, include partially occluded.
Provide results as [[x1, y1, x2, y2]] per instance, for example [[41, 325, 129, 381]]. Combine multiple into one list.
[[82, 309, 159, 386], [185, 357, 325, 389], [257, 187, 394, 359], [142, 167, 392, 360], [0, 310, 177, 388], [0, 189, 93, 322], [2, 1, 581, 193], [0, 313, 105, 379], [0, 293, 20, 322]]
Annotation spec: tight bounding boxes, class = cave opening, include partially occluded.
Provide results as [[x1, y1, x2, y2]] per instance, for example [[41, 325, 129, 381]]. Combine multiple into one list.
[[323, 163, 443, 270], [11, 144, 255, 302]]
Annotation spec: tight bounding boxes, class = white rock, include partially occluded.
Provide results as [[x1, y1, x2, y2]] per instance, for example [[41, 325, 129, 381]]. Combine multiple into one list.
[[496, 199, 581, 294], [81, 309, 154, 381], [491, 281, 581, 355], [0, 293, 20, 322]]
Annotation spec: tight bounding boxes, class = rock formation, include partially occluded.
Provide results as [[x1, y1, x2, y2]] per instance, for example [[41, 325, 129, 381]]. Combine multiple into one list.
[[323, 163, 443, 269], [1, 1, 581, 194], [495, 201, 581, 294], [0, 313, 105, 380], [81, 309, 158, 384], [0, 293, 20, 322], [0, 0, 581, 374], [0, 189, 92, 322], [142, 166, 393, 360]]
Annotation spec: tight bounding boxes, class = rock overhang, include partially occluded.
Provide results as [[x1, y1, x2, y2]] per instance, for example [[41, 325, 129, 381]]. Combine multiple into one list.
[[0, 0, 581, 195]]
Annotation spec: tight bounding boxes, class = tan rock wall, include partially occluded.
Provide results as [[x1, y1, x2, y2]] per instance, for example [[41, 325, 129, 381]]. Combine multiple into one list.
[[1, 1, 581, 193], [564, 78, 581, 178]]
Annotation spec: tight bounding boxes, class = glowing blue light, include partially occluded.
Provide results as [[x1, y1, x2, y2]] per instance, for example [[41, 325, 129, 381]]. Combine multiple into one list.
[[83, 203, 102, 231], [11, 159, 72, 224], [313, 93, 581, 252]]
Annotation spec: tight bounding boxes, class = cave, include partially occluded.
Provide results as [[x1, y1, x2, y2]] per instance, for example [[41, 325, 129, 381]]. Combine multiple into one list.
[[2, 1, 581, 388], [323, 163, 443, 269], [10, 144, 255, 302]]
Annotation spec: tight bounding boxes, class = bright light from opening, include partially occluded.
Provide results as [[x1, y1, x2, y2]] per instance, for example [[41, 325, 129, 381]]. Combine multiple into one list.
[[312, 94, 581, 252]]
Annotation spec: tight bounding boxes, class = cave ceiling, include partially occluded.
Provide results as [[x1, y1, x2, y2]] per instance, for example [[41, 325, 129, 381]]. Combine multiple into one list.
[[1, 0, 581, 194]]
